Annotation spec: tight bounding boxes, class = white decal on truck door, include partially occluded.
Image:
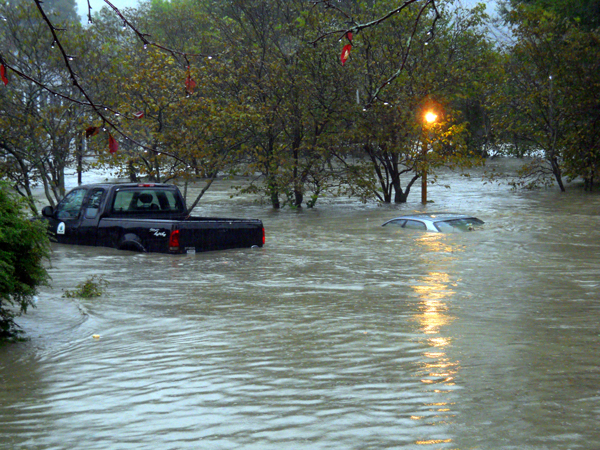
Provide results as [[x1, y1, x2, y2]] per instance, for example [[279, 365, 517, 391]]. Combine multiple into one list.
[[57, 222, 66, 235]]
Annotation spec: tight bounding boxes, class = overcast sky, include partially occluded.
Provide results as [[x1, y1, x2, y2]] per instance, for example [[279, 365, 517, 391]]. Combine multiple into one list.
[[77, 0, 140, 18]]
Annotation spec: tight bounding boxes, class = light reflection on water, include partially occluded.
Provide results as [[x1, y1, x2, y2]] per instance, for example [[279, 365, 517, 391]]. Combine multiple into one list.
[[408, 232, 461, 448], [2, 165, 600, 449]]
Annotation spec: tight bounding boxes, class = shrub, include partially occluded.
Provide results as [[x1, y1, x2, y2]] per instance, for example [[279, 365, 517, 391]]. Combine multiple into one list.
[[63, 276, 108, 298], [0, 183, 51, 340]]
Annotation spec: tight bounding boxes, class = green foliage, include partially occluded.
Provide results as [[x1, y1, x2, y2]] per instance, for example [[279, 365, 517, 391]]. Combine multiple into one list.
[[494, 3, 600, 190], [331, 1, 490, 203], [203, 0, 353, 208], [63, 276, 108, 299], [16, 0, 599, 208], [11, 0, 79, 22], [0, 183, 51, 340], [0, 2, 103, 209], [510, 0, 600, 30]]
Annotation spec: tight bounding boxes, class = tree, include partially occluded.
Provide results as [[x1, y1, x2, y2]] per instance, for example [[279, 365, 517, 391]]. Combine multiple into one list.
[[0, 2, 118, 210], [557, 26, 600, 190], [93, 48, 189, 183], [508, 0, 600, 30], [0, 182, 51, 340], [332, 1, 491, 203], [94, 1, 252, 208], [495, 4, 600, 190], [12, 0, 79, 23], [205, 0, 354, 208]]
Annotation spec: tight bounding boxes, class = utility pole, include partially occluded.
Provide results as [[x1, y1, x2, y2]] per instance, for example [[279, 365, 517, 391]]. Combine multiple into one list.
[[421, 111, 437, 204]]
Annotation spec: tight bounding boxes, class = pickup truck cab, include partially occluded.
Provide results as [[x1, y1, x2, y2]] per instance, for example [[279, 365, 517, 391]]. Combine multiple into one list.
[[41, 183, 265, 254]]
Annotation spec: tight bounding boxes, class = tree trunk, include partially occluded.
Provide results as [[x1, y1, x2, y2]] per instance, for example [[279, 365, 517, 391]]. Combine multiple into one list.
[[77, 138, 83, 186], [266, 174, 280, 209], [270, 188, 280, 209], [128, 160, 138, 182], [294, 190, 303, 208], [292, 129, 303, 208], [393, 186, 409, 203], [550, 156, 566, 192]]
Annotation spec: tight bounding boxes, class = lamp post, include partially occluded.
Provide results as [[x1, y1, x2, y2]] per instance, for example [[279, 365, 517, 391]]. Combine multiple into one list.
[[421, 111, 437, 204]]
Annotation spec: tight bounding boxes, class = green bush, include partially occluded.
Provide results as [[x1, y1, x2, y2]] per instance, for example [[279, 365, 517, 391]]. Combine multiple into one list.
[[63, 276, 108, 298], [0, 183, 51, 340]]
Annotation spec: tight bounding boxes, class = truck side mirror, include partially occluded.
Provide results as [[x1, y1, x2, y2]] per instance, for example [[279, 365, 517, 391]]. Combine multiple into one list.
[[42, 206, 54, 218]]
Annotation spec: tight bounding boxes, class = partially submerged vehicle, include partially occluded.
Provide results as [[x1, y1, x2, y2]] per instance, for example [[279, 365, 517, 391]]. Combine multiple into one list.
[[382, 213, 484, 232], [41, 183, 265, 254]]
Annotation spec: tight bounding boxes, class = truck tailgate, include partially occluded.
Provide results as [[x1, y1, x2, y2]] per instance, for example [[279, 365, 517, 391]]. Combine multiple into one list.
[[175, 218, 264, 253]]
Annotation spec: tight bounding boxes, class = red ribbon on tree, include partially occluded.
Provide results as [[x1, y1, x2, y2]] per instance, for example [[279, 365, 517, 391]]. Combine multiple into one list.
[[108, 133, 119, 154], [341, 44, 352, 66], [1, 64, 8, 85], [185, 66, 196, 95], [85, 126, 117, 154]]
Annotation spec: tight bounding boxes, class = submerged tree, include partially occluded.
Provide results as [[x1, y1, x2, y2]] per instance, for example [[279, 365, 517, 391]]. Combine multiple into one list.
[[332, 2, 492, 203], [496, 3, 600, 190], [203, 0, 355, 208], [1, 0, 514, 208]]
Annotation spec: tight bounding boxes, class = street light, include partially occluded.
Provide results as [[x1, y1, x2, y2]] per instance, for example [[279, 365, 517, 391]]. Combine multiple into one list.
[[425, 111, 438, 124], [421, 111, 437, 204]]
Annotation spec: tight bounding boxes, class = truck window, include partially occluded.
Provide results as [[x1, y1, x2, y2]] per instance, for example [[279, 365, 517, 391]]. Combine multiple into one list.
[[111, 189, 185, 214], [85, 189, 105, 219], [155, 191, 185, 212], [56, 188, 87, 220], [112, 191, 134, 212]]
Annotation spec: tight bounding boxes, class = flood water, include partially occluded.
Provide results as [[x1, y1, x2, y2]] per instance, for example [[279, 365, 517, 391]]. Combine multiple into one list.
[[1, 159, 599, 449]]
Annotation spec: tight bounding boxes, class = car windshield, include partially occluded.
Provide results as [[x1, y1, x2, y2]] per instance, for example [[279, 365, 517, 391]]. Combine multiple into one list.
[[55, 188, 87, 220], [434, 218, 484, 232]]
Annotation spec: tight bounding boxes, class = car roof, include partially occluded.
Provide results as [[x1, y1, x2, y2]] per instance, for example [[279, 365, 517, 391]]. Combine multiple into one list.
[[73, 183, 178, 190], [382, 213, 480, 224]]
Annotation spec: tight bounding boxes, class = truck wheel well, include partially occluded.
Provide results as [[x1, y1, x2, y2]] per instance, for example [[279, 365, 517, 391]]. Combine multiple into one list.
[[119, 234, 146, 252]]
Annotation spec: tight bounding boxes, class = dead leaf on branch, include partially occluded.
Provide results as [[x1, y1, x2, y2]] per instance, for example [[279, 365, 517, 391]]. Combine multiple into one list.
[[85, 126, 100, 138]]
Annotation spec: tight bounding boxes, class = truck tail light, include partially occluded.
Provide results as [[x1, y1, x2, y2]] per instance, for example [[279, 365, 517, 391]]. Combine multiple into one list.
[[169, 229, 180, 251], [262, 227, 265, 245]]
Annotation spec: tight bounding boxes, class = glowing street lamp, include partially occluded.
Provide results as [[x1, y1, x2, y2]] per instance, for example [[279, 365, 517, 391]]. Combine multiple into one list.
[[425, 111, 438, 124], [421, 110, 437, 205]]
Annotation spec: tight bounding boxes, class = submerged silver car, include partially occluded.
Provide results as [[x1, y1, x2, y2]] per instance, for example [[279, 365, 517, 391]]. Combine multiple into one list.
[[382, 213, 484, 232]]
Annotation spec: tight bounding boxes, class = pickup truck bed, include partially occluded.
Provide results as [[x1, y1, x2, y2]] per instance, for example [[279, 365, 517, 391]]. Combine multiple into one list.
[[41, 183, 265, 254]]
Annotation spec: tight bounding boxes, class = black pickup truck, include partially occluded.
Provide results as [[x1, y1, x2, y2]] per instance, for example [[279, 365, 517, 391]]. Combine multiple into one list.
[[41, 183, 265, 254]]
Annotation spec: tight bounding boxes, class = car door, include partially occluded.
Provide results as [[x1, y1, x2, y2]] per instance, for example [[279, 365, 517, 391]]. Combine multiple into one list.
[[49, 188, 88, 244], [76, 188, 106, 246]]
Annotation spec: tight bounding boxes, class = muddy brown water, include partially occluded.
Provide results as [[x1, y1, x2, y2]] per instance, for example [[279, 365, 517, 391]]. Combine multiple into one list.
[[1, 159, 599, 449]]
